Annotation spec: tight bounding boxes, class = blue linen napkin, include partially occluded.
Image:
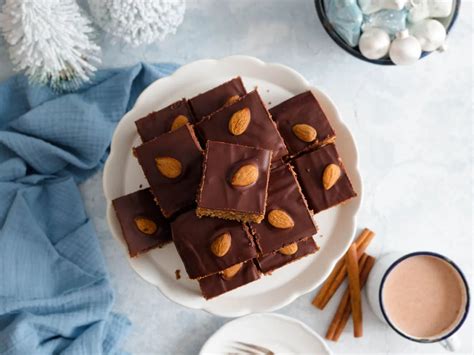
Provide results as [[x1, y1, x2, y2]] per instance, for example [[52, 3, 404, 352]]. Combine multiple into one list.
[[0, 63, 179, 354]]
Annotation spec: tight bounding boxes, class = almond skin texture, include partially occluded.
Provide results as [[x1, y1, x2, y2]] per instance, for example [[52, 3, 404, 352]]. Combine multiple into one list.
[[170, 115, 189, 131], [222, 262, 243, 280], [224, 95, 240, 107], [268, 209, 295, 229], [230, 164, 259, 187], [292, 124, 317, 142], [155, 157, 182, 179], [210, 232, 232, 257], [279, 242, 298, 255], [228, 107, 251, 135], [322, 163, 341, 190], [134, 217, 157, 235]]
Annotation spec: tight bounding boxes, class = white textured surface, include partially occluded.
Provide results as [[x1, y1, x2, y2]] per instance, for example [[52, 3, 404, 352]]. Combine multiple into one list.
[[0, 0, 471, 354]]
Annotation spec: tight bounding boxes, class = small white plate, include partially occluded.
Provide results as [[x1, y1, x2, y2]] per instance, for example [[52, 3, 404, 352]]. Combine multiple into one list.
[[200, 313, 332, 354], [103, 55, 362, 317]]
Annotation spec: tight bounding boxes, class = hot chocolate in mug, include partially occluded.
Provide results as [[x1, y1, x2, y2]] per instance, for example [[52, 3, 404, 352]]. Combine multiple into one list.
[[366, 251, 470, 351]]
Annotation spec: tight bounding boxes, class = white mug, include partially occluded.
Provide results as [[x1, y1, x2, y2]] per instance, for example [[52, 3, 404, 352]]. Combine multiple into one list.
[[366, 251, 470, 352]]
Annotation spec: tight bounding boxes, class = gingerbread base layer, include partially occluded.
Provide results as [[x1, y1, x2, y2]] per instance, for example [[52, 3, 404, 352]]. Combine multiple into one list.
[[196, 207, 264, 224]]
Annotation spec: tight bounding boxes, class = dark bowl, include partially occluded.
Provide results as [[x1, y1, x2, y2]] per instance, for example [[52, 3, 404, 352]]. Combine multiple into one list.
[[314, 0, 460, 65]]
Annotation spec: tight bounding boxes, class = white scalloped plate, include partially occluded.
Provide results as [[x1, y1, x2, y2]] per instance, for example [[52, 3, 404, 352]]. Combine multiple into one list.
[[103, 55, 362, 317], [200, 313, 332, 354]]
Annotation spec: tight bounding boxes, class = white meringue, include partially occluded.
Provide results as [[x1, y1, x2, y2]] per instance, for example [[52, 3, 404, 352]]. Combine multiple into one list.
[[389, 30, 422, 65], [359, 28, 391, 59]]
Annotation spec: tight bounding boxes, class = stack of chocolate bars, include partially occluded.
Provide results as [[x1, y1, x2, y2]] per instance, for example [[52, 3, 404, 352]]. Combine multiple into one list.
[[112, 77, 357, 299]]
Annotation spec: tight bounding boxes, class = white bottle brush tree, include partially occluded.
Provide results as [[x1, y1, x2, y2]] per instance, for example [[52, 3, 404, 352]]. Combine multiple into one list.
[[0, 0, 101, 91], [87, 0, 186, 47]]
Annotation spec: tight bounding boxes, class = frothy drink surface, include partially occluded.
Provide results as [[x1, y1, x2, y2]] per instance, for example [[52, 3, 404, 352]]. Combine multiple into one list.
[[382, 255, 466, 339]]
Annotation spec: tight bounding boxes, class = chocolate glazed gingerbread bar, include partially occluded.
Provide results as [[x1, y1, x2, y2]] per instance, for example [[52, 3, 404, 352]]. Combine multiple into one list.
[[112, 188, 172, 257], [135, 99, 196, 142], [171, 210, 258, 279], [189, 77, 247, 120], [195, 90, 288, 164], [270, 91, 336, 156], [198, 260, 261, 299], [292, 143, 357, 214], [257, 237, 319, 274], [134, 124, 203, 218], [249, 163, 318, 255], [196, 141, 272, 223]]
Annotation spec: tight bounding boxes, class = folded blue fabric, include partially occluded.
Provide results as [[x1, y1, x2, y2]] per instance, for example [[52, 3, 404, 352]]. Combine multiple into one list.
[[0, 63, 179, 354]]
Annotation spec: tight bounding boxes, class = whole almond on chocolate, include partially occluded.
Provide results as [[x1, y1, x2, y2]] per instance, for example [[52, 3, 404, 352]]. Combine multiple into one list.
[[322, 163, 341, 190], [292, 123, 317, 142], [170, 115, 189, 131], [210, 232, 232, 257], [230, 164, 259, 187], [155, 157, 182, 178], [224, 95, 240, 107], [268, 209, 295, 229], [134, 217, 157, 235], [222, 262, 242, 279], [228, 107, 251, 135], [279, 242, 298, 255]]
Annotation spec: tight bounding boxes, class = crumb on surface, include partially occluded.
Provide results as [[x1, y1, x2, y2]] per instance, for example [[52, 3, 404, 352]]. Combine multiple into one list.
[[175, 269, 181, 280]]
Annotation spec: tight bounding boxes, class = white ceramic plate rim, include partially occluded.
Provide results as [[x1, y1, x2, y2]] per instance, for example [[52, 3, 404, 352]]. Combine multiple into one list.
[[103, 55, 362, 317], [199, 313, 333, 354]]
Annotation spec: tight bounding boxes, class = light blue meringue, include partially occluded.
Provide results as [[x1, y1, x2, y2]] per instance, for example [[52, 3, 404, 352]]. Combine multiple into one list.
[[325, 0, 363, 47], [362, 8, 408, 37]]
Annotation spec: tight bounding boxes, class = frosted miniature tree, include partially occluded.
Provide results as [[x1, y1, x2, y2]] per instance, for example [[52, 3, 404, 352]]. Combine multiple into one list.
[[0, 0, 100, 91], [87, 0, 186, 46]]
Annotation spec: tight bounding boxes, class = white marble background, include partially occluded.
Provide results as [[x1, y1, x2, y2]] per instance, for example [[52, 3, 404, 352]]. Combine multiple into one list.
[[0, 0, 472, 354]]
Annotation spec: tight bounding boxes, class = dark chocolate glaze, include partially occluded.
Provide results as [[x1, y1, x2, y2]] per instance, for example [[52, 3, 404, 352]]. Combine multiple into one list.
[[189, 77, 247, 120], [257, 237, 318, 274], [249, 164, 318, 254], [197, 141, 272, 215], [112, 188, 171, 257], [134, 124, 203, 218], [198, 260, 261, 299], [135, 99, 195, 142], [171, 210, 258, 279], [270, 91, 335, 155], [292, 144, 357, 214], [195, 90, 288, 163]]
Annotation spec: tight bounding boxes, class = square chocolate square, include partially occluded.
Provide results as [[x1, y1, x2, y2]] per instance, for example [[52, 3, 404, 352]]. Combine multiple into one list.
[[270, 91, 336, 156], [196, 141, 272, 223], [292, 143, 357, 213], [171, 210, 258, 279], [195, 90, 288, 163], [135, 99, 195, 142], [134, 124, 203, 218], [112, 188, 171, 257], [249, 164, 317, 255], [198, 260, 261, 299], [257, 237, 318, 274], [189, 77, 247, 120]]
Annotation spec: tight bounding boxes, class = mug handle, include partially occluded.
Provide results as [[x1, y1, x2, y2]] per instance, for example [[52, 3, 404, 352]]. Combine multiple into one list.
[[440, 334, 461, 352]]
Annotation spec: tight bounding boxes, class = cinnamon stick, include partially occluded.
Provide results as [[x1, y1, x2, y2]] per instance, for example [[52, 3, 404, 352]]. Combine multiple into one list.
[[332, 256, 376, 341], [312, 228, 375, 309], [346, 244, 362, 337], [325, 254, 368, 340]]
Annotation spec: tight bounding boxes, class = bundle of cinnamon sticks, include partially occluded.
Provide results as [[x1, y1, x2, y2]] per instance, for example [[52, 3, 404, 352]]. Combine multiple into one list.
[[312, 228, 376, 341]]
